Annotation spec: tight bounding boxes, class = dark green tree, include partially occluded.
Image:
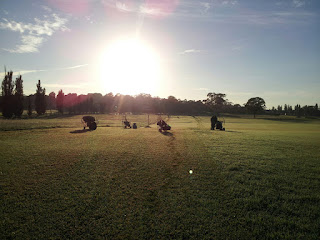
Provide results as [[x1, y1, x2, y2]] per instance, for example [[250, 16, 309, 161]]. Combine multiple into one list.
[[14, 75, 24, 117], [245, 97, 266, 118], [204, 92, 227, 113], [295, 104, 302, 117], [48, 92, 56, 114], [315, 103, 319, 116], [288, 105, 293, 115], [166, 95, 179, 114], [1, 70, 15, 118], [35, 80, 46, 115], [56, 89, 64, 114], [103, 92, 114, 113], [27, 96, 32, 117], [284, 104, 288, 115]]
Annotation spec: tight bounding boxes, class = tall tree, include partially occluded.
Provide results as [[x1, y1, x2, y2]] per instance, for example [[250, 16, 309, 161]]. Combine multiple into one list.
[[103, 92, 114, 113], [48, 92, 56, 113], [245, 97, 266, 118], [295, 104, 302, 117], [284, 104, 288, 115], [315, 103, 319, 116], [277, 105, 282, 113], [56, 89, 64, 114], [288, 105, 293, 115], [166, 95, 179, 114], [27, 95, 33, 117], [1, 70, 15, 118], [204, 92, 227, 113], [35, 80, 46, 115], [14, 75, 24, 117]]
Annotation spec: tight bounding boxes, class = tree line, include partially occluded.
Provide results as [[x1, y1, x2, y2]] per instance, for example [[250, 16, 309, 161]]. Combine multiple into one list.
[[268, 104, 319, 117], [1, 70, 319, 118], [1, 70, 24, 118]]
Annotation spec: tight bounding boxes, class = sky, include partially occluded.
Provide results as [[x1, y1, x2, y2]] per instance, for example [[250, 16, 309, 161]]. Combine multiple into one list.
[[0, 0, 319, 108]]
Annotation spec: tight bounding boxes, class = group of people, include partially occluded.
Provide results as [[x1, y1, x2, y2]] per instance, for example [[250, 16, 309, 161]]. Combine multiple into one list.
[[157, 115, 223, 132], [123, 115, 170, 132], [211, 115, 225, 130], [82, 115, 222, 132], [123, 117, 171, 132]]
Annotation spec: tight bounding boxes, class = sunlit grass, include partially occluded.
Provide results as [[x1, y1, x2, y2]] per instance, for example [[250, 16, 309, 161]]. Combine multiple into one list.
[[1, 115, 319, 239], [0, 113, 159, 131]]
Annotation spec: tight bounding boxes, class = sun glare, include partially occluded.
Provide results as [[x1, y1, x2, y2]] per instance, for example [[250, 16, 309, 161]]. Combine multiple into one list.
[[99, 38, 161, 95]]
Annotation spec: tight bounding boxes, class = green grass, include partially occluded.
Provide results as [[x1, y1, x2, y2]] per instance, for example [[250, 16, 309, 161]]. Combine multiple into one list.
[[1, 115, 319, 239], [0, 114, 158, 131]]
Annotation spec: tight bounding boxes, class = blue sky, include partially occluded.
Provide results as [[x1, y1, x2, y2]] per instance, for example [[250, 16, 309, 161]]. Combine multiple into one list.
[[0, 0, 319, 108]]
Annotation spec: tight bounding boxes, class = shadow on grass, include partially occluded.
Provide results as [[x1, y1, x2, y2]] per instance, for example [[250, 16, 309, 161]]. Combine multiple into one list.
[[160, 131, 173, 137], [225, 130, 241, 133], [0, 126, 63, 131], [70, 129, 91, 134]]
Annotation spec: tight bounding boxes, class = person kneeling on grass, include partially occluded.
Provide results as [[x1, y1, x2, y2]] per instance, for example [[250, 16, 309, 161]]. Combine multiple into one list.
[[157, 119, 171, 132]]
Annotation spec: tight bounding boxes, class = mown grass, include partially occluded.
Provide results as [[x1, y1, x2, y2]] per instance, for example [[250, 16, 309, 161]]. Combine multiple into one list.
[[0, 114, 158, 131], [0, 115, 319, 239]]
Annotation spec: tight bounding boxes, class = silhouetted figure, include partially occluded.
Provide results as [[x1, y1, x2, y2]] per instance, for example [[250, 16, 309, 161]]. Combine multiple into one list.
[[216, 121, 225, 130], [211, 115, 217, 130], [157, 119, 171, 132], [216, 121, 223, 130], [82, 116, 97, 130], [133, 123, 137, 129], [123, 116, 131, 128]]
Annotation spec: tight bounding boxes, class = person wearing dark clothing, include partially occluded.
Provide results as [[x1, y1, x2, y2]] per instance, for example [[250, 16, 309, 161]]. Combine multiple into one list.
[[211, 115, 217, 130], [157, 119, 171, 132], [82, 116, 97, 130]]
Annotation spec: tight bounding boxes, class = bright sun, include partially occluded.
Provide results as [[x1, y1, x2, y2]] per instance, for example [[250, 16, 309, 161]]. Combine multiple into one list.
[[99, 38, 161, 95]]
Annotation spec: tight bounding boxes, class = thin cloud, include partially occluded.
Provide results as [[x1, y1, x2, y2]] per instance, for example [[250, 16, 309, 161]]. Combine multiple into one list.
[[0, 13, 69, 53], [57, 64, 89, 70], [4, 35, 45, 53], [0, 69, 45, 78], [139, 6, 161, 16], [180, 49, 202, 54], [292, 0, 305, 8], [214, 11, 315, 25], [102, 0, 178, 17], [84, 15, 96, 24], [100, 0, 314, 26], [232, 45, 244, 51], [221, 0, 238, 5], [0, 14, 68, 36], [42, 5, 52, 12], [200, 2, 211, 13], [43, 83, 89, 89], [115, 1, 131, 12], [18, 69, 45, 75], [195, 88, 210, 91], [0, 64, 89, 78]]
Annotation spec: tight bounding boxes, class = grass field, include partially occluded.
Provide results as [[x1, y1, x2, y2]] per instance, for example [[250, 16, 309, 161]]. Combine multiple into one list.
[[1, 114, 320, 239]]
